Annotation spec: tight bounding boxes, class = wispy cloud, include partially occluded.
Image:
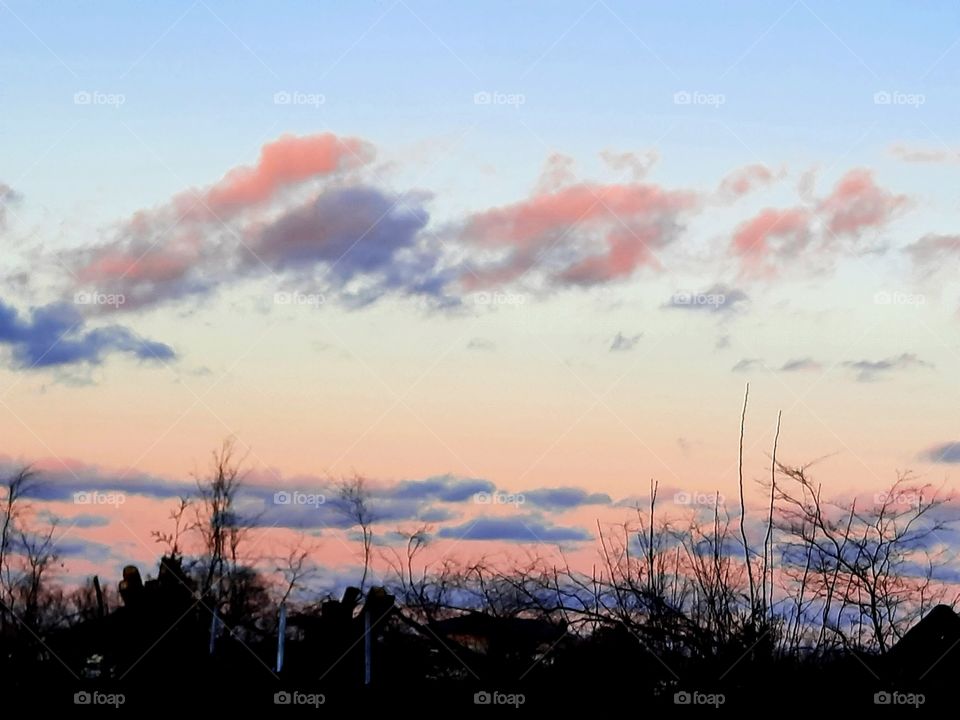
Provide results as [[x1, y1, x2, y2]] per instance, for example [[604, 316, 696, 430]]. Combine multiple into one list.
[[716, 163, 780, 201], [664, 284, 749, 314], [0, 182, 21, 230], [732, 358, 765, 373], [842, 353, 932, 382], [919, 442, 960, 464], [891, 143, 960, 164], [610, 331, 642, 352], [780, 357, 822, 372]]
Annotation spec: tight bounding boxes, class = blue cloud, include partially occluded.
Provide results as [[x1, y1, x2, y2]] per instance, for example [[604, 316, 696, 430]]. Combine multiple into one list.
[[418, 506, 459, 523], [386, 474, 495, 503], [920, 442, 960, 463], [436, 515, 592, 543], [0, 299, 175, 368], [65, 513, 111, 528], [252, 186, 455, 306], [523, 487, 612, 510], [10, 462, 192, 502], [55, 537, 117, 562]]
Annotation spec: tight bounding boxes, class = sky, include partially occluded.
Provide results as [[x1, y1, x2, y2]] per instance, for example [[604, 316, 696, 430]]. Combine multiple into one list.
[[2, 0, 960, 588]]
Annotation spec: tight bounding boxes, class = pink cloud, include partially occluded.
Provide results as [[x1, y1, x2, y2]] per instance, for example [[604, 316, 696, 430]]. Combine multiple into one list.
[[732, 169, 908, 276], [717, 163, 779, 200], [460, 182, 697, 287], [732, 207, 812, 262], [71, 133, 378, 307], [199, 132, 373, 216], [818, 169, 908, 237], [558, 226, 663, 285], [77, 246, 198, 286]]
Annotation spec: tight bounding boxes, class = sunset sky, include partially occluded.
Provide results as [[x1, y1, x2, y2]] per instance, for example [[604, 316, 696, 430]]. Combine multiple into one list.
[[2, 0, 960, 589]]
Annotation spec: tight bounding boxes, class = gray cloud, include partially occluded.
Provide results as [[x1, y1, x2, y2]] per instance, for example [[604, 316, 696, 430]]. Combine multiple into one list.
[[663, 284, 749, 314], [466, 337, 496, 351], [780, 357, 822, 372], [0, 183, 20, 229], [919, 442, 960, 464], [610, 332, 642, 352], [842, 353, 932, 382], [732, 358, 764, 373]]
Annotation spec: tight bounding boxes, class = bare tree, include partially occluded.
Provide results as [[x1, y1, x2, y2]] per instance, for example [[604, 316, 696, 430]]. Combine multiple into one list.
[[384, 524, 432, 614], [151, 496, 192, 560], [15, 522, 60, 630], [276, 536, 321, 606], [335, 475, 376, 593], [775, 463, 954, 653], [193, 439, 251, 611], [0, 467, 36, 631], [737, 383, 757, 619]]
